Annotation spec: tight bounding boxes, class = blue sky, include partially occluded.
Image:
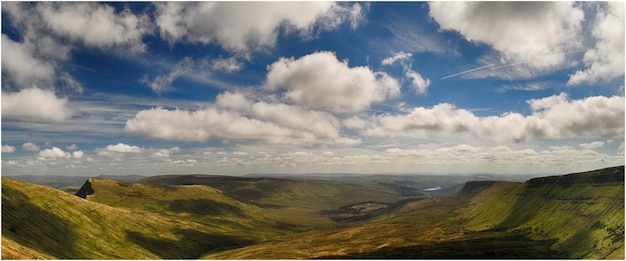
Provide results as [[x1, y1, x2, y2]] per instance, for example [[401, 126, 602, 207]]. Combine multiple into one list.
[[1, 2, 624, 176]]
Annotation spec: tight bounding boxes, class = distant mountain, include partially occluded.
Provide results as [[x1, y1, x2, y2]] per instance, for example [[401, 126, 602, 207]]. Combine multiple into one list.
[[2, 166, 623, 259], [4, 174, 146, 189]]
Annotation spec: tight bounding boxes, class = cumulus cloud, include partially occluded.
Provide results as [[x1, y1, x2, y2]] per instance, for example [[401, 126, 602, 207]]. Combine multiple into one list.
[[104, 143, 143, 153], [154, 2, 364, 54], [125, 107, 296, 143], [382, 144, 622, 170], [334, 137, 362, 146], [568, 2, 625, 86], [252, 102, 340, 140], [265, 51, 400, 112], [151, 147, 181, 158], [406, 70, 430, 94], [72, 150, 84, 159], [365, 93, 624, 142], [381, 51, 430, 94], [366, 103, 480, 138], [1, 88, 73, 121], [22, 142, 40, 152], [35, 2, 151, 53], [2, 145, 16, 153], [429, 2, 584, 71], [66, 144, 78, 151], [125, 101, 360, 145], [1, 34, 55, 88], [215, 91, 252, 111], [37, 147, 83, 160], [342, 116, 367, 129], [1, 2, 149, 91], [38, 147, 67, 158], [579, 141, 606, 150], [482, 94, 624, 142]]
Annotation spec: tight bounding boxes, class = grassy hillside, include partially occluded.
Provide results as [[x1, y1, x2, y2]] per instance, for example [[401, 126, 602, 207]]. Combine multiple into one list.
[[459, 166, 624, 259], [134, 175, 416, 230], [3, 166, 623, 259], [204, 166, 624, 259], [1, 177, 254, 259]]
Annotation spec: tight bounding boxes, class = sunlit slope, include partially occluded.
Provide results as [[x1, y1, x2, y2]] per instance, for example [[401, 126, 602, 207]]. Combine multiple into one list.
[[135, 175, 414, 230], [80, 178, 272, 232], [459, 166, 624, 259], [204, 166, 624, 259], [1, 177, 254, 259]]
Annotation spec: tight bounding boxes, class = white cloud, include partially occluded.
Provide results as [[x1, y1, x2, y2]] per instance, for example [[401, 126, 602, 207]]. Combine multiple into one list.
[[38, 147, 69, 159], [1, 88, 73, 121], [151, 147, 181, 158], [66, 144, 78, 151], [366, 93, 624, 143], [366, 103, 480, 138], [22, 142, 40, 152], [210, 56, 243, 73], [36, 2, 150, 53], [251, 102, 341, 140], [140, 57, 237, 94], [125, 107, 297, 143], [264, 51, 400, 113], [568, 2, 625, 86], [342, 116, 367, 129], [215, 91, 252, 111], [154, 2, 364, 54], [1, 34, 55, 88], [125, 101, 361, 145], [381, 51, 412, 66], [72, 150, 84, 159], [481, 94, 625, 142], [334, 137, 362, 146], [381, 51, 430, 94], [579, 141, 606, 150], [406, 70, 430, 94], [1, 2, 148, 91], [104, 143, 143, 153], [429, 2, 584, 71], [2, 145, 16, 153]]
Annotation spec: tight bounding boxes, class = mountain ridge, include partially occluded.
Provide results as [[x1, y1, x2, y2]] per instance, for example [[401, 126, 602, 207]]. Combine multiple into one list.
[[2, 165, 623, 259]]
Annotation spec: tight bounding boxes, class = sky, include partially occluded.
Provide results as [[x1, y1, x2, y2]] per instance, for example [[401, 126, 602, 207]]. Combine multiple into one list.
[[1, 2, 624, 177]]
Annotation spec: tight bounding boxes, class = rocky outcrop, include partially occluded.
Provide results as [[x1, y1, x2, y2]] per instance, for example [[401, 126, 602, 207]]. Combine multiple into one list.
[[74, 179, 94, 199]]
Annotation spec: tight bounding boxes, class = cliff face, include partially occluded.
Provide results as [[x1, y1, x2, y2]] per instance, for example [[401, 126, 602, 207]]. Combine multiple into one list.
[[460, 166, 625, 259]]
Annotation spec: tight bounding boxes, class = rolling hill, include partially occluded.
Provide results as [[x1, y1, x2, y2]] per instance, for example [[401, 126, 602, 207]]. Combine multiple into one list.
[[2, 166, 624, 259]]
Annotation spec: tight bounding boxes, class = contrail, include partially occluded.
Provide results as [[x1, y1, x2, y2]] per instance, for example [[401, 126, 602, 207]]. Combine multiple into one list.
[[492, 61, 527, 70], [440, 64, 495, 80]]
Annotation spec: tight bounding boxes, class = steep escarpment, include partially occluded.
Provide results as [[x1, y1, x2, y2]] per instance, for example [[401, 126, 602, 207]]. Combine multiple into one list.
[[459, 166, 624, 259]]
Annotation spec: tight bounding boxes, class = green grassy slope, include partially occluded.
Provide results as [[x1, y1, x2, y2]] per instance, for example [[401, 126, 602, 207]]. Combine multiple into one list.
[[459, 166, 624, 259], [204, 166, 624, 259], [1, 177, 254, 259], [3, 166, 622, 259], [134, 175, 414, 231]]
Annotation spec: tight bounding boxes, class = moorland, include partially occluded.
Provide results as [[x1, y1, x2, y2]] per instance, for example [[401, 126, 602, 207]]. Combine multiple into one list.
[[2, 166, 624, 259]]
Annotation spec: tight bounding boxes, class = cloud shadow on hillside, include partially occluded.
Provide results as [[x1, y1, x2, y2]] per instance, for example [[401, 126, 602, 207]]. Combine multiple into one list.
[[126, 228, 253, 259]]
